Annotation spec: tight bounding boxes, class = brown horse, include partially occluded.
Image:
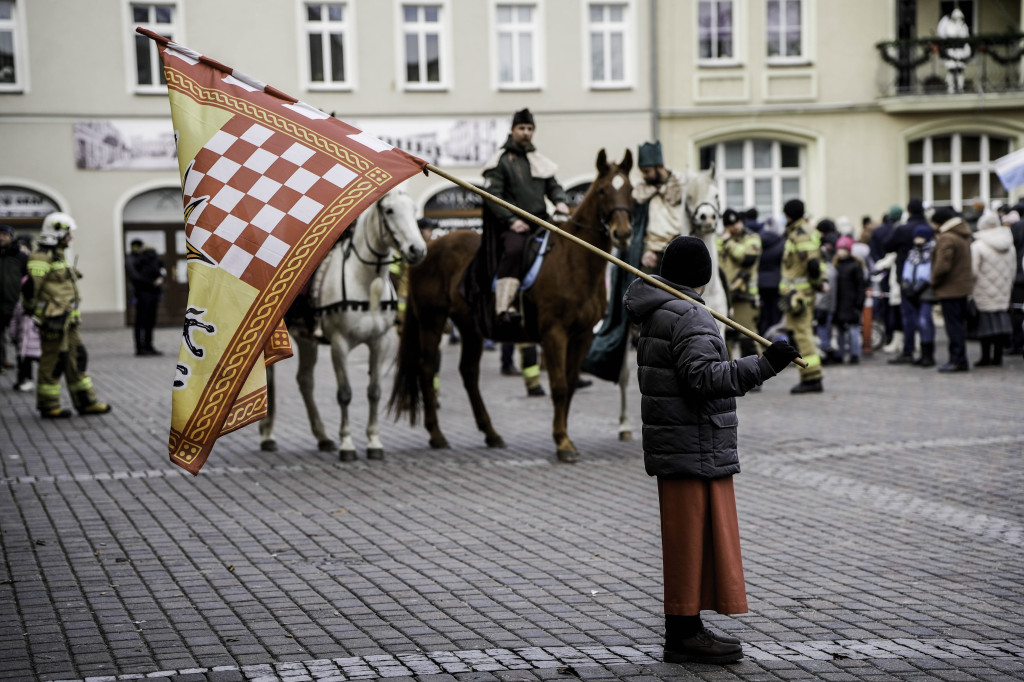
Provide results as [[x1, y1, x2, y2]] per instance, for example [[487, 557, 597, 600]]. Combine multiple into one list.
[[389, 149, 634, 462]]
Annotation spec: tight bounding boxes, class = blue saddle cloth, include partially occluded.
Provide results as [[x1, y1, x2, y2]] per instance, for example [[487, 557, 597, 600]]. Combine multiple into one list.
[[492, 230, 551, 292]]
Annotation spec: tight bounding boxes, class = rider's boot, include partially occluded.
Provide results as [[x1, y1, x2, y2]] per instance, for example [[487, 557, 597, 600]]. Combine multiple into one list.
[[495, 277, 522, 325]]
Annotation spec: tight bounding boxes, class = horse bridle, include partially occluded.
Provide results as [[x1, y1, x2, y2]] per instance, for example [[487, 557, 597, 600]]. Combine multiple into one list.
[[571, 172, 634, 237], [345, 193, 402, 271]]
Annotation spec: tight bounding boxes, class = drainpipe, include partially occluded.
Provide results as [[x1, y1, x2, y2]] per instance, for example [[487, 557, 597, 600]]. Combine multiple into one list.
[[649, 0, 659, 141]]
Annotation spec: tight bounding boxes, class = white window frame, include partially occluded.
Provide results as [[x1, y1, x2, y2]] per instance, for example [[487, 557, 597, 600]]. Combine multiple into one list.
[[397, 1, 451, 91], [301, 2, 356, 91], [584, 1, 634, 90], [0, 0, 28, 93], [126, 1, 182, 95], [765, 0, 807, 65], [706, 139, 805, 221], [696, 0, 740, 67], [492, 1, 544, 91], [906, 133, 1012, 210]]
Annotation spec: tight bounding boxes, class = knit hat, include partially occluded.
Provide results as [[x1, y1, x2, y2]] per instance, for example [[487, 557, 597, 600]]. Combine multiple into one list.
[[931, 206, 958, 226], [913, 224, 933, 240], [721, 208, 742, 227], [836, 235, 854, 252], [908, 198, 924, 216], [0, 224, 12, 236], [660, 236, 712, 288], [783, 199, 805, 221], [886, 204, 903, 222], [512, 108, 534, 127], [637, 141, 663, 168], [816, 218, 836, 234]]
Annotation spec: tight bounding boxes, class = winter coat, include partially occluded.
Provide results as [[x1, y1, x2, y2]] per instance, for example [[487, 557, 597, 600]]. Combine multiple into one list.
[[970, 225, 1016, 312], [8, 299, 40, 359], [482, 135, 568, 227], [757, 229, 784, 289], [832, 256, 867, 324], [930, 217, 973, 300], [126, 247, 165, 295], [623, 276, 776, 480], [884, 214, 929, 278], [0, 241, 27, 318], [815, 258, 837, 314], [902, 242, 934, 303]]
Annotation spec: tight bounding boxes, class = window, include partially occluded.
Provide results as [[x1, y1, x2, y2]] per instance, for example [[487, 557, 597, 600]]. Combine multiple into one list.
[[766, 0, 803, 62], [305, 2, 352, 88], [907, 133, 1011, 210], [0, 0, 24, 91], [587, 3, 630, 88], [701, 139, 804, 223], [132, 3, 177, 91], [401, 4, 445, 88], [698, 0, 734, 62], [496, 3, 539, 89]]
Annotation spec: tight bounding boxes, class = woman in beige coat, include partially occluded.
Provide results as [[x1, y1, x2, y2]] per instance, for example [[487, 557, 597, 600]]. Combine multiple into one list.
[[970, 212, 1016, 366]]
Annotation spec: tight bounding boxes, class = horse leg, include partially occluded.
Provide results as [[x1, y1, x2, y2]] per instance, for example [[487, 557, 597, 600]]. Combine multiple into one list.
[[364, 336, 386, 461], [295, 336, 335, 452], [329, 336, 357, 462], [539, 327, 577, 463], [418, 319, 449, 449], [456, 324, 505, 448], [617, 348, 632, 442], [258, 364, 277, 451]]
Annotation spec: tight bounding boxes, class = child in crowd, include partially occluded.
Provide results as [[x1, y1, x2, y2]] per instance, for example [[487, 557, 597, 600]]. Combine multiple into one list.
[[832, 236, 867, 364], [8, 281, 40, 392]]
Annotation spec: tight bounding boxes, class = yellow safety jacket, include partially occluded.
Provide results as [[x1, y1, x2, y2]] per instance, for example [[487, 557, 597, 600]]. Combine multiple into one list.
[[780, 218, 822, 299], [25, 247, 82, 324], [718, 230, 762, 302]]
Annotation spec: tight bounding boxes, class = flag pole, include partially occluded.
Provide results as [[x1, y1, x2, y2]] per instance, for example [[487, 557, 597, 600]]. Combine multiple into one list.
[[424, 163, 807, 369]]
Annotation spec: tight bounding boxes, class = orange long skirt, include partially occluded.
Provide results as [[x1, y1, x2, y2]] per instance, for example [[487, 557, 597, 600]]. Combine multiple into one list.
[[657, 476, 748, 616]]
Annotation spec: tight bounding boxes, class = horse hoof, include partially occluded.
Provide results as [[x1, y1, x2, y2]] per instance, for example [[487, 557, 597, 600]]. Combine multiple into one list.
[[618, 431, 632, 442], [260, 439, 277, 452], [429, 436, 450, 449], [486, 435, 506, 448], [339, 450, 357, 462], [318, 440, 336, 452], [367, 448, 385, 461], [556, 449, 579, 464]]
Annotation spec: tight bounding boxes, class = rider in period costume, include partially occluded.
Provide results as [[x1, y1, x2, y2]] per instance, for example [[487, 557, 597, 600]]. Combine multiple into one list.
[[718, 208, 762, 358], [635, 141, 685, 274], [24, 212, 111, 418]]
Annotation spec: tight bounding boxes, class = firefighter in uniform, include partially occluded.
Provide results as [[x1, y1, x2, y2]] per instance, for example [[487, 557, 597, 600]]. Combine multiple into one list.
[[779, 199, 825, 393], [24, 212, 111, 418], [718, 208, 762, 359]]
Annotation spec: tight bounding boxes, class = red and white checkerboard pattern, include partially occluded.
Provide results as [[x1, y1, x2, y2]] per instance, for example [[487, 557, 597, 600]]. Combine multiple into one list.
[[183, 117, 358, 289]]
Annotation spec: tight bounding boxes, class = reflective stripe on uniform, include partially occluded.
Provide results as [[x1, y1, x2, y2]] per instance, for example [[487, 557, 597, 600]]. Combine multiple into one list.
[[522, 364, 541, 379], [802, 353, 822, 369], [38, 382, 62, 397], [27, 260, 51, 277], [69, 376, 93, 392]]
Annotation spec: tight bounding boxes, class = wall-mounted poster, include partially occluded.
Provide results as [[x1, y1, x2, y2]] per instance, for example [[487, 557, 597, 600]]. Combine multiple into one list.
[[73, 119, 177, 170], [349, 117, 506, 167]]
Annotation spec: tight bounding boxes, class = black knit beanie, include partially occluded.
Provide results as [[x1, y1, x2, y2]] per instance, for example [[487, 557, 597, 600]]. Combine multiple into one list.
[[660, 236, 712, 288]]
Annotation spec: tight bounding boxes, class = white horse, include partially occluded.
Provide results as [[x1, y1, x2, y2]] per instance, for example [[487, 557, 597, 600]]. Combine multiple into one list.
[[259, 189, 426, 461], [615, 164, 725, 441]]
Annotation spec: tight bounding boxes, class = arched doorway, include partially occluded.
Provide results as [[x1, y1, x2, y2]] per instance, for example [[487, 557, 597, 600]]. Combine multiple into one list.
[[122, 187, 187, 326], [0, 184, 60, 239]]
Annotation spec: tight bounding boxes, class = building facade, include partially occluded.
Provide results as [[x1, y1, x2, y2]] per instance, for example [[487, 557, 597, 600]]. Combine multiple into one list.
[[1, 0, 1022, 325]]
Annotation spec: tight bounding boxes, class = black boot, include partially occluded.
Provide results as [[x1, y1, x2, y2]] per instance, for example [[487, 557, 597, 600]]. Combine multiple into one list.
[[790, 378, 823, 394], [664, 615, 742, 665], [914, 342, 935, 367]]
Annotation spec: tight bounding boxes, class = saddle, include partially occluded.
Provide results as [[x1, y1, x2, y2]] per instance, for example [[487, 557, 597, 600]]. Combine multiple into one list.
[[493, 228, 552, 292]]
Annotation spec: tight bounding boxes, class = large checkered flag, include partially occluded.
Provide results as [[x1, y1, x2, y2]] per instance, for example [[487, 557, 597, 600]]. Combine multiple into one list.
[[137, 28, 426, 474]]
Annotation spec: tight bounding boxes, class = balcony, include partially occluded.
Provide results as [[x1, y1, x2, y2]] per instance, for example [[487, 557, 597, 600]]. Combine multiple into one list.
[[875, 32, 1024, 113]]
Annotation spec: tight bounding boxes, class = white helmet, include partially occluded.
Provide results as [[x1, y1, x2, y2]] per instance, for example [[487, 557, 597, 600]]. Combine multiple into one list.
[[39, 212, 77, 246]]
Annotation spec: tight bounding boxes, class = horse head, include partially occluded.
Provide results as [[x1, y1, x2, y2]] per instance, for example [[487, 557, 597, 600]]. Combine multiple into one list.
[[593, 148, 635, 250], [376, 189, 427, 265], [683, 164, 721, 237]]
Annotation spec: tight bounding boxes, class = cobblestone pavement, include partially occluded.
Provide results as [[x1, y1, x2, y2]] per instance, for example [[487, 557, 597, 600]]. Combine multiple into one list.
[[1, 326, 1022, 682]]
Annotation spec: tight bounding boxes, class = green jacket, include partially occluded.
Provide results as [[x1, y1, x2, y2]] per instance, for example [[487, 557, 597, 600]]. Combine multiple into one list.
[[482, 136, 567, 226]]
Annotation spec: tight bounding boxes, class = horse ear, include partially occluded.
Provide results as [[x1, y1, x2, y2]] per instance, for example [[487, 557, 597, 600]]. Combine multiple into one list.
[[707, 161, 716, 180], [596, 148, 609, 176], [620, 149, 633, 175]]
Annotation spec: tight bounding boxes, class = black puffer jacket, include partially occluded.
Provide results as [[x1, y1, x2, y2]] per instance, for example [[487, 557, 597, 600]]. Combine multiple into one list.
[[623, 276, 776, 479]]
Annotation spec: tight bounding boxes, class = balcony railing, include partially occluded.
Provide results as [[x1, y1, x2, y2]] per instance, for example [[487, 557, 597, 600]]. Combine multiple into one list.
[[875, 33, 1024, 97]]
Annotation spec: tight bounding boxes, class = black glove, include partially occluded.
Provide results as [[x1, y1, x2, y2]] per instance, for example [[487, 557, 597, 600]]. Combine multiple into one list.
[[764, 341, 801, 373]]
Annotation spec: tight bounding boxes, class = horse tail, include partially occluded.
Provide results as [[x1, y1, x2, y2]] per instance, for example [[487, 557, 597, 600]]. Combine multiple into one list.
[[388, 297, 422, 425]]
